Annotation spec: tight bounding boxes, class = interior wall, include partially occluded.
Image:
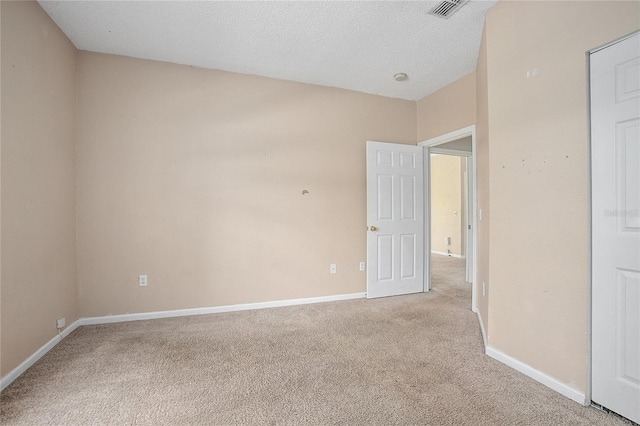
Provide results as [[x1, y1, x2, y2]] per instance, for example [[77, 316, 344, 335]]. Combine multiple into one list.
[[430, 155, 464, 256], [6, 1, 637, 402], [75, 51, 417, 317], [435, 136, 472, 152], [416, 71, 476, 142], [0, 1, 78, 376], [475, 24, 490, 337], [485, 0, 640, 393]]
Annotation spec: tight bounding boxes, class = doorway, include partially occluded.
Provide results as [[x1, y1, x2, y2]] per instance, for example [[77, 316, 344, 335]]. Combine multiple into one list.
[[419, 126, 477, 311], [430, 152, 470, 289]]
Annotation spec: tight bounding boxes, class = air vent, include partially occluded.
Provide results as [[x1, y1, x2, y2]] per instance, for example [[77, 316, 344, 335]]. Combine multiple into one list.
[[428, 0, 468, 19]]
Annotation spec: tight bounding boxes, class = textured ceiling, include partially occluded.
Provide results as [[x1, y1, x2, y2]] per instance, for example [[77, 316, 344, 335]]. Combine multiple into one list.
[[38, 0, 496, 101]]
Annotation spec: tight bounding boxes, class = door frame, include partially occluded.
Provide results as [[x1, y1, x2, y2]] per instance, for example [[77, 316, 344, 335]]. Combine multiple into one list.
[[418, 125, 478, 311], [586, 29, 640, 408]]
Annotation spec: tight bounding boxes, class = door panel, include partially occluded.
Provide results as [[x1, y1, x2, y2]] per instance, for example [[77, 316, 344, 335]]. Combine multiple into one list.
[[400, 234, 416, 279], [401, 175, 416, 219], [377, 235, 393, 281], [366, 141, 424, 298], [619, 119, 640, 231], [377, 175, 393, 220], [617, 269, 640, 386], [591, 32, 640, 424]]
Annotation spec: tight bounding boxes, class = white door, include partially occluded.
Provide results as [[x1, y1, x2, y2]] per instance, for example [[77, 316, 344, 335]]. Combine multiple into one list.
[[591, 32, 640, 424], [366, 141, 425, 298]]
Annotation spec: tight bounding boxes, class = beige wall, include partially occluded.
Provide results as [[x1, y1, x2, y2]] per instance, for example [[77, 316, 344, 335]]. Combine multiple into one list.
[[430, 155, 464, 256], [417, 71, 476, 142], [475, 25, 490, 337], [485, 0, 640, 393], [4, 0, 639, 402], [75, 52, 416, 317], [436, 136, 472, 152], [1, 1, 78, 376]]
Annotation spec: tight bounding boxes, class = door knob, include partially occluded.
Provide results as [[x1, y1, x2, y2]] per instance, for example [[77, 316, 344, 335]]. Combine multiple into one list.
[[370, 226, 377, 231]]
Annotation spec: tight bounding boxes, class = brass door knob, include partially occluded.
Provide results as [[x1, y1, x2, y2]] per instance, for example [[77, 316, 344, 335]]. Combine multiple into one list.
[[370, 226, 377, 231]]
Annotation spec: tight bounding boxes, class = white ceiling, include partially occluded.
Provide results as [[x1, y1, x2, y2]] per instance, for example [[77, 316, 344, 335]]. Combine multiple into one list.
[[38, 0, 496, 101]]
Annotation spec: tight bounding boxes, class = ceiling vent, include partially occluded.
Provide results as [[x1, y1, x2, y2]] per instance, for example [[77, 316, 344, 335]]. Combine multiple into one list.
[[428, 0, 469, 19]]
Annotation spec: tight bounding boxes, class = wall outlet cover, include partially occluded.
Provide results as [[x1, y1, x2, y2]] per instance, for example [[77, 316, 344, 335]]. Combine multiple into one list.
[[138, 274, 148, 287]]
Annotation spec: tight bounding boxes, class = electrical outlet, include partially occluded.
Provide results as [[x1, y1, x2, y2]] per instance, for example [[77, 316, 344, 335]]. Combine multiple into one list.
[[56, 317, 65, 329], [138, 274, 148, 287], [359, 262, 365, 272], [330, 264, 337, 274]]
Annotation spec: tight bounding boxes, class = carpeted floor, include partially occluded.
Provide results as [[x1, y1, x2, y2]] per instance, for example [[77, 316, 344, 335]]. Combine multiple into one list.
[[0, 256, 629, 425]]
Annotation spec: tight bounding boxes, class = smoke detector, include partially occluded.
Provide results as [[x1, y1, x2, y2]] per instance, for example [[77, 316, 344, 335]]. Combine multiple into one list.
[[428, 0, 469, 19], [394, 73, 408, 82]]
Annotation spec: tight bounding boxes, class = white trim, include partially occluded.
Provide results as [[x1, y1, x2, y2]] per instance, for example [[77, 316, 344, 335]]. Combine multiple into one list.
[[589, 29, 639, 54], [465, 159, 472, 283], [0, 319, 82, 391], [431, 250, 464, 259], [0, 292, 366, 391], [473, 307, 487, 349], [80, 292, 366, 325], [423, 147, 432, 292], [486, 346, 587, 405], [585, 44, 594, 407], [470, 129, 477, 312]]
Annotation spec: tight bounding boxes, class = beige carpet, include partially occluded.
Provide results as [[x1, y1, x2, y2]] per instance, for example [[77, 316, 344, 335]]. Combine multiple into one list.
[[0, 256, 629, 425]]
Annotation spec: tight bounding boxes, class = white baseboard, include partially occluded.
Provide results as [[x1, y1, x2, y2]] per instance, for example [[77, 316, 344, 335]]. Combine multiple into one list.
[[80, 292, 366, 326], [1, 292, 366, 391], [0, 319, 81, 392], [485, 346, 586, 405], [431, 250, 465, 259], [473, 307, 487, 349]]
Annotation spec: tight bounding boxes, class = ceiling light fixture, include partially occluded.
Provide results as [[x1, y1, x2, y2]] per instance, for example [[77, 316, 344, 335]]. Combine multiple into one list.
[[394, 73, 408, 82]]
